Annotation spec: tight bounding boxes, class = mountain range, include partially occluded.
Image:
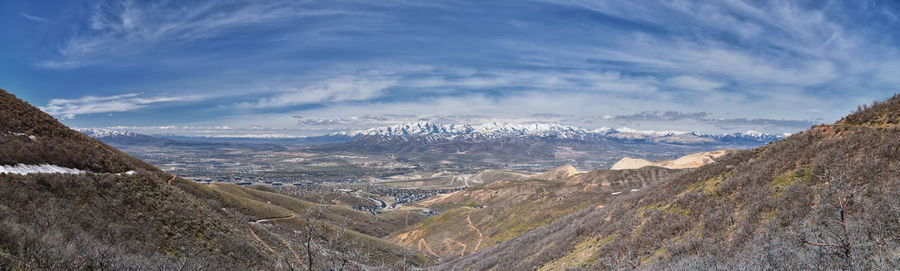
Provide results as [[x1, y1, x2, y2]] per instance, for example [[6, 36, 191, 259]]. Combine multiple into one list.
[[330, 121, 786, 144]]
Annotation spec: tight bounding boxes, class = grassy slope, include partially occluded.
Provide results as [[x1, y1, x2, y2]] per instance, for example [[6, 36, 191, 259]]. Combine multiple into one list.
[[390, 167, 681, 261]]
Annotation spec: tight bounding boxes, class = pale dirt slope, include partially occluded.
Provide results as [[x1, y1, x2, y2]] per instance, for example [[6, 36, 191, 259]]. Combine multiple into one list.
[[610, 150, 731, 170]]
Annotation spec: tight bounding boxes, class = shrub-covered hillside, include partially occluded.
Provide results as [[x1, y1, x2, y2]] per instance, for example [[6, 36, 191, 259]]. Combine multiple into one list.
[[0, 89, 154, 173], [0, 89, 270, 269], [0, 89, 430, 270], [436, 98, 900, 270]]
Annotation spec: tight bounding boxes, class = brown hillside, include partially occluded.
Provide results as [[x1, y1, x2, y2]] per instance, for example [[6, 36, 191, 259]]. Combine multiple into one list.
[[0, 89, 431, 270], [434, 98, 900, 270], [838, 93, 900, 126], [0, 89, 154, 173]]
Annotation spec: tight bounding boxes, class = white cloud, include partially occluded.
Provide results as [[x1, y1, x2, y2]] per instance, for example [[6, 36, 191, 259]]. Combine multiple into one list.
[[41, 93, 198, 118], [665, 75, 725, 91], [238, 77, 397, 109]]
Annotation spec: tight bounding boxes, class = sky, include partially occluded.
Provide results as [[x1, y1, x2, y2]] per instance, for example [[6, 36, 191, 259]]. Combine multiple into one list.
[[2, 0, 900, 137]]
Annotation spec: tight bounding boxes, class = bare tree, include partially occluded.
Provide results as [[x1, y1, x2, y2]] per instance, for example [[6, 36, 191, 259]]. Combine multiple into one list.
[[799, 164, 864, 270]]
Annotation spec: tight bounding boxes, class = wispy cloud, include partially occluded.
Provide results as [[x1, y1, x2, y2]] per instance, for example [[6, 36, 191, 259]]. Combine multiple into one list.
[[41, 93, 200, 119], [237, 76, 397, 109], [20, 12, 48, 22], [665, 76, 725, 91], [42, 1, 373, 69]]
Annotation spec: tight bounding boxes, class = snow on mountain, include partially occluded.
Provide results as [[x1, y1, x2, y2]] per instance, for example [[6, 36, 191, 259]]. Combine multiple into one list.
[[614, 127, 689, 137], [77, 128, 139, 138], [331, 121, 605, 139], [330, 121, 785, 143]]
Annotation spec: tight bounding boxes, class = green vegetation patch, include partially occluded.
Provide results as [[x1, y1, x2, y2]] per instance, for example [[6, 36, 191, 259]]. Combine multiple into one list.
[[666, 206, 690, 217], [688, 172, 731, 197], [482, 198, 591, 248], [640, 247, 667, 265], [537, 234, 619, 271], [639, 203, 689, 217], [638, 203, 663, 217], [771, 166, 812, 197], [764, 210, 777, 221]]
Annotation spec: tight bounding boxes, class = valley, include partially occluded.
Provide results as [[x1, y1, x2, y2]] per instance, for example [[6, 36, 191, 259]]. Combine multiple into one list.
[[2, 88, 898, 270]]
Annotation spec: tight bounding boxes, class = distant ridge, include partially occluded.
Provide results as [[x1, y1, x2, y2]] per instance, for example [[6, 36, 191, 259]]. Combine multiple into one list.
[[330, 121, 785, 144]]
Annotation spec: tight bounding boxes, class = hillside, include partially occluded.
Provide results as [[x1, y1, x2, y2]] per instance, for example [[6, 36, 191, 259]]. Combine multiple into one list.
[[433, 97, 900, 270], [0, 91, 154, 173], [389, 166, 684, 261], [0, 89, 268, 269], [0, 89, 431, 270]]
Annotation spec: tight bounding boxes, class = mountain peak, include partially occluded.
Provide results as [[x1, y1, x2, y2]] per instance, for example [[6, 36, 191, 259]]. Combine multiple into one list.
[[77, 128, 139, 138]]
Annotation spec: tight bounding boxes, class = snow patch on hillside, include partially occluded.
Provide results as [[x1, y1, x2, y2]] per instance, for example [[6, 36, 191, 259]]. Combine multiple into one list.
[[4, 132, 37, 141], [0, 164, 85, 175]]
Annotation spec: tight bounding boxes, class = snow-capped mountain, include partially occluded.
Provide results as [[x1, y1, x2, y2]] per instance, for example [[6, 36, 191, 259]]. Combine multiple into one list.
[[77, 128, 175, 146], [329, 121, 784, 143], [330, 121, 612, 139], [77, 128, 140, 138]]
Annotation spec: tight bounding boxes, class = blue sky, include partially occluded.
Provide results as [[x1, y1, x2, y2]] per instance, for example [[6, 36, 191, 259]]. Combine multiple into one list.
[[2, 0, 900, 136]]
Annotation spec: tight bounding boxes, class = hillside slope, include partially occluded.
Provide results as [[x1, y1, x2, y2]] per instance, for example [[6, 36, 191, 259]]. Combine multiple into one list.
[[0, 89, 431, 270], [390, 166, 684, 261], [434, 96, 900, 270], [0, 89, 268, 269]]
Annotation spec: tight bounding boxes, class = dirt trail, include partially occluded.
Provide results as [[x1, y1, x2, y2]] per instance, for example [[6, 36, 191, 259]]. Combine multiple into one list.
[[167, 174, 176, 185], [443, 238, 467, 258], [466, 215, 484, 252], [417, 239, 438, 258], [254, 214, 296, 224], [247, 214, 298, 254], [280, 238, 304, 264], [247, 224, 275, 253]]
